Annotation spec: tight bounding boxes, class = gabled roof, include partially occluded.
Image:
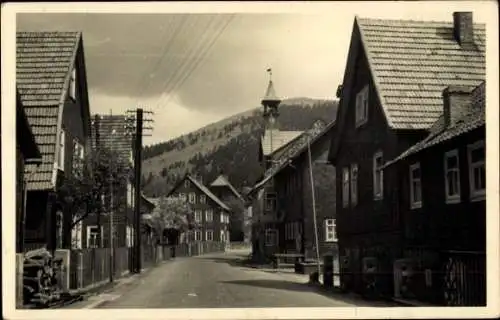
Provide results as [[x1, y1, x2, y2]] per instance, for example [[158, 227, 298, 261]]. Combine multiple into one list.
[[330, 15, 485, 162], [210, 174, 243, 200], [17, 31, 84, 190], [384, 82, 485, 167], [167, 174, 230, 211], [251, 120, 335, 194], [261, 130, 303, 157], [91, 114, 134, 166]]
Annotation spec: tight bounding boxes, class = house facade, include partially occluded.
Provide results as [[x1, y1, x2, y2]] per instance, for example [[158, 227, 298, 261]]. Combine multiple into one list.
[[209, 173, 245, 241], [167, 174, 231, 244], [16, 90, 43, 253], [16, 31, 92, 252], [251, 120, 338, 261], [328, 12, 485, 297], [384, 82, 486, 306]]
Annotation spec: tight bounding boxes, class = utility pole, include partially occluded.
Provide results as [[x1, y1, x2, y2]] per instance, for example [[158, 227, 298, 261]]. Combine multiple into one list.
[[134, 108, 143, 273], [307, 135, 322, 278], [94, 115, 102, 248]]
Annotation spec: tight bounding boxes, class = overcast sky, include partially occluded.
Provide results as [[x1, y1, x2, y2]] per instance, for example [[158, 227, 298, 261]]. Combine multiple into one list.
[[15, 1, 493, 146]]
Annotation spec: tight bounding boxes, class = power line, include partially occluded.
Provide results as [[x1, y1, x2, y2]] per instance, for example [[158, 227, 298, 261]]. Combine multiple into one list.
[[131, 14, 189, 107], [150, 14, 222, 110], [158, 14, 236, 110]]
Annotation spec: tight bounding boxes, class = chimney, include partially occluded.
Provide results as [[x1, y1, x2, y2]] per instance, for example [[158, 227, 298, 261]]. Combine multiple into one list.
[[442, 86, 474, 127], [453, 12, 474, 48]]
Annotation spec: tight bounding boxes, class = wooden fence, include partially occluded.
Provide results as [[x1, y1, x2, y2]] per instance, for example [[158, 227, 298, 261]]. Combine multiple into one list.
[[67, 241, 225, 292]]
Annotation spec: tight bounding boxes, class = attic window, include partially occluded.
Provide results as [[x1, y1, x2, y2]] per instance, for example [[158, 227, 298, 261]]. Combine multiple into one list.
[[355, 85, 369, 127], [69, 67, 77, 100]]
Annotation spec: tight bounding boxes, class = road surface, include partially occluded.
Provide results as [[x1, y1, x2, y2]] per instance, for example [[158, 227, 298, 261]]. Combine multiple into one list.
[[68, 249, 398, 308]]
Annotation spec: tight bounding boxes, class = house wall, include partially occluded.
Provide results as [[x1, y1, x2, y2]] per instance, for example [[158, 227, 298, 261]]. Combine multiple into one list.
[[171, 179, 229, 242], [16, 144, 25, 252], [24, 190, 50, 248], [399, 127, 486, 253], [333, 43, 426, 295]]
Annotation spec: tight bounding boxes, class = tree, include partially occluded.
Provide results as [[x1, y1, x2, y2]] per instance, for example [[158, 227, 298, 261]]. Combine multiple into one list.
[[56, 146, 131, 248], [225, 197, 246, 242], [147, 196, 197, 243]]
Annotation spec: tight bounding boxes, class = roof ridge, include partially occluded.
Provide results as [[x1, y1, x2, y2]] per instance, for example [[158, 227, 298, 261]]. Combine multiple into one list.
[[356, 16, 485, 25]]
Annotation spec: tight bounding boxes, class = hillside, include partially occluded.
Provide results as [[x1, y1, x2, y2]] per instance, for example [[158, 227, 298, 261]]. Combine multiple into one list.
[[142, 98, 338, 197]]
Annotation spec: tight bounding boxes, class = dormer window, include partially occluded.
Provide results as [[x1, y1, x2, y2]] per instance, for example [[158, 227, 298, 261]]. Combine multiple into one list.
[[69, 67, 77, 101], [355, 85, 369, 127]]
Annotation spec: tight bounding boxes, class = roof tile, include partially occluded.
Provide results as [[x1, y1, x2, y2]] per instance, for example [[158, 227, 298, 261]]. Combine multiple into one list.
[[357, 17, 486, 130]]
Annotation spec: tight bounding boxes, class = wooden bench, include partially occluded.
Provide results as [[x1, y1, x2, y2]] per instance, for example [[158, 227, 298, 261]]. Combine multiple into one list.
[[273, 253, 305, 271]]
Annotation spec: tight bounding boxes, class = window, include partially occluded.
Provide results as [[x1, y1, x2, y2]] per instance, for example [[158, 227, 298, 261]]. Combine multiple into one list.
[[206, 230, 213, 241], [265, 229, 277, 246], [69, 67, 76, 100], [205, 209, 213, 222], [71, 220, 82, 249], [72, 139, 85, 177], [342, 167, 350, 208], [355, 85, 369, 126], [444, 149, 461, 203], [86, 226, 102, 248], [220, 230, 226, 242], [178, 193, 186, 201], [350, 164, 358, 206], [184, 180, 190, 188], [325, 219, 337, 242], [264, 192, 276, 213], [409, 163, 422, 209], [220, 212, 224, 223], [200, 195, 206, 204], [194, 230, 201, 241], [58, 129, 66, 170], [189, 193, 196, 204], [468, 140, 485, 200], [373, 151, 384, 199], [195, 209, 202, 223]]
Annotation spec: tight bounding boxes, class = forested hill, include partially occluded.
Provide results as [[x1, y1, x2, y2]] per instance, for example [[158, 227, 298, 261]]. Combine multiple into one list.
[[142, 98, 338, 197]]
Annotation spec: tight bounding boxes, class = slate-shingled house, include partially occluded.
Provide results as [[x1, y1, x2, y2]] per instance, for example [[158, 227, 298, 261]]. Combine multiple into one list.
[[384, 81, 486, 306], [251, 119, 337, 262], [16, 90, 43, 253], [328, 12, 485, 298], [167, 174, 231, 244], [16, 31, 92, 252]]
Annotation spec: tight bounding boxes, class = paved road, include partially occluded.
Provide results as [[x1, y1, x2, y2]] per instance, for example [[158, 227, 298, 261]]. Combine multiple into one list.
[[69, 249, 398, 308]]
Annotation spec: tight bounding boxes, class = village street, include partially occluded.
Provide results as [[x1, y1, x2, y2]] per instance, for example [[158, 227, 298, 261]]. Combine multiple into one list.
[[66, 249, 398, 309]]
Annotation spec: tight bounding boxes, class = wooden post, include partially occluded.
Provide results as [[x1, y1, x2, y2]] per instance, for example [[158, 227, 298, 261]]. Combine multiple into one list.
[[134, 108, 143, 273]]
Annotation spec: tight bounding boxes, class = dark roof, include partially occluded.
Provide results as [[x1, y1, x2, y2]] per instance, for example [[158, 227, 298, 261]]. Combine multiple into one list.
[[167, 174, 230, 211], [17, 31, 82, 190], [17, 90, 42, 160], [91, 114, 134, 166], [384, 81, 485, 167], [357, 17, 485, 129], [210, 174, 243, 200], [251, 120, 335, 193]]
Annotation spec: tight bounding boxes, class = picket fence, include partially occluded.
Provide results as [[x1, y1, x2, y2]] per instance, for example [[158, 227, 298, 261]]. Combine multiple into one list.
[[65, 242, 225, 292]]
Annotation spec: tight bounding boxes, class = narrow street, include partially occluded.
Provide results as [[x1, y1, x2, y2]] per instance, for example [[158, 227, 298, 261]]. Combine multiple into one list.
[[67, 249, 398, 309]]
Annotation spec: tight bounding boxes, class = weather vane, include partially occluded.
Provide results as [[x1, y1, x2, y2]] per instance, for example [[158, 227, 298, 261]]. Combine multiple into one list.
[[266, 67, 272, 81]]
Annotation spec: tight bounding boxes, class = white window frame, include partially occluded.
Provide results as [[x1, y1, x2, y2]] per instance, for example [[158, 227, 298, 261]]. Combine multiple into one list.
[[350, 164, 358, 206], [200, 195, 206, 204], [206, 230, 213, 241], [355, 85, 369, 127], [69, 67, 76, 100], [205, 209, 213, 222], [444, 149, 461, 204], [342, 167, 350, 208], [189, 193, 196, 204], [324, 218, 337, 242], [86, 225, 103, 248], [467, 140, 485, 201], [373, 151, 384, 200], [409, 162, 422, 209], [194, 230, 201, 241], [71, 220, 83, 249], [58, 129, 65, 170], [195, 209, 202, 223], [220, 212, 224, 223], [184, 180, 190, 188]]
